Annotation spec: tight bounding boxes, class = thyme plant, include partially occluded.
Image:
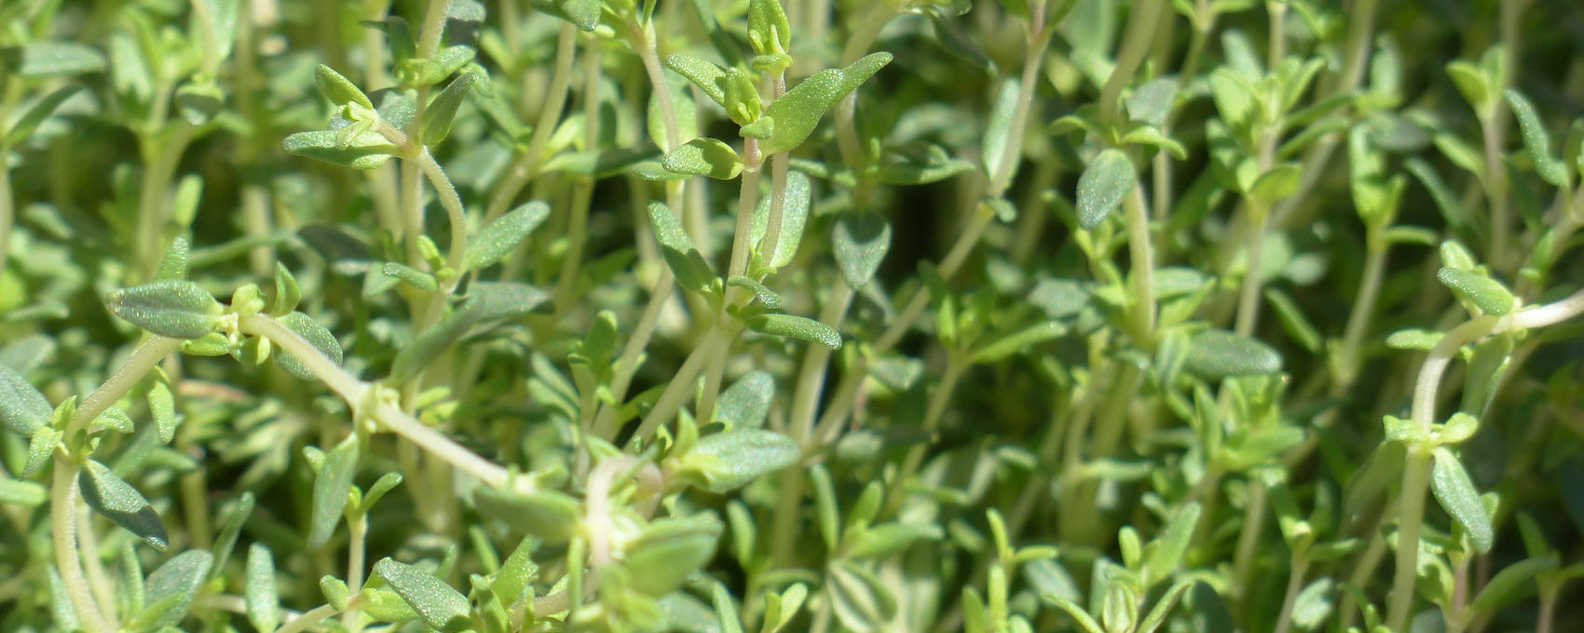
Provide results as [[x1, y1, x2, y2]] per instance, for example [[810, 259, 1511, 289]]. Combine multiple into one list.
[[3, 1, 1584, 633]]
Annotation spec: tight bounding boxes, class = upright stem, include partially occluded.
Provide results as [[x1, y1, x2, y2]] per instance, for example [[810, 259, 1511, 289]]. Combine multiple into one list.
[[1124, 186, 1156, 344], [1097, 0, 1166, 124], [1272, 554, 1310, 633], [415, 0, 453, 59], [833, 5, 895, 172], [628, 328, 730, 444], [0, 153, 13, 270], [482, 23, 578, 223], [415, 148, 468, 276], [1387, 446, 1432, 633], [52, 456, 111, 633]]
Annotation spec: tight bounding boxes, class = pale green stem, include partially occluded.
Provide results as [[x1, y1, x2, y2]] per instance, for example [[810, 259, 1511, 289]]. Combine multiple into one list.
[[415, 148, 468, 276], [1480, 112, 1512, 271], [1269, 0, 1378, 229], [726, 148, 764, 281], [239, 313, 513, 489], [1098, 0, 1166, 124], [76, 504, 117, 627], [415, 0, 452, 58], [52, 456, 111, 633], [189, 0, 221, 76], [1234, 205, 1270, 337], [888, 358, 967, 513], [273, 604, 339, 633], [1387, 446, 1432, 633], [1537, 584, 1557, 633], [629, 328, 731, 444], [591, 272, 677, 439], [1335, 236, 1388, 387], [341, 514, 367, 632], [988, 22, 1055, 195], [1272, 553, 1310, 633], [0, 152, 12, 270], [482, 23, 578, 224], [758, 149, 792, 274], [833, 4, 896, 171], [1124, 185, 1155, 343], [72, 337, 185, 431], [788, 285, 857, 445], [771, 284, 857, 565]]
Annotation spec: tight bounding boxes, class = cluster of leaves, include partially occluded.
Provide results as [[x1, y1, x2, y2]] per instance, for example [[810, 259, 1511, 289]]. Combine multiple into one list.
[[6, 1, 1584, 633]]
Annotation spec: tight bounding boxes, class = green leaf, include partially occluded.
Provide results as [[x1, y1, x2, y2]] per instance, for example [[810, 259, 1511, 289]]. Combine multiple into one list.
[[1436, 268, 1515, 316], [135, 550, 212, 630], [746, 313, 841, 349], [92, 407, 134, 434], [472, 486, 582, 543], [1043, 594, 1104, 633], [969, 322, 1068, 365], [747, 0, 791, 57], [320, 575, 350, 611], [383, 262, 438, 291], [623, 515, 723, 596], [715, 371, 773, 428], [468, 201, 550, 271], [1184, 329, 1282, 378], [388, 282, 549, 383], [1264, 288, 1322, 352], [1467, 556, 1556, 615], [106, 280, 221, 339], [664, 54, 728, 107], [680, 429, 800, 493], [308, 435, 359, 547], [1446, 60, 1490, 113], [1430, 447, 1493, 554], [2, 42, 107, 77], [561, 0, 604, 31], [147, 379, 177, 445], [0, 479, 46, 506], [1076, 149, 1136, 229], [811, 464, 839, 550], [274, 312, 344, 381], [269, 263, 302, 316], [760, 53, 893, 154], [80, 459, 168, 550], [0, 363, 51, 436], [421, 71, 478, 145], [1138, 580, 1192, 633], [832, 212, 892, 289], [174, 80, 224, 126], [983, 78, 1019, 180], [246, 544, 280, 633], [374, 558, 473, 632], [827, 560, 897, 633], [282, 129, 398, 169], [314, 64, 374, 109], [848, 522, 944, 559], [24, 427, 59, 477], [750, 170, 814, 269], [648, 201, 716, 293], [727, 276, 783, 310], [663, 137, 743, 179], [1126, 78, 1179, 127], [1143, 503, 1201, 585], [1504, 88, 1568, 187], [1248, 163, 1302, 205], [5, 85, 82, 146]]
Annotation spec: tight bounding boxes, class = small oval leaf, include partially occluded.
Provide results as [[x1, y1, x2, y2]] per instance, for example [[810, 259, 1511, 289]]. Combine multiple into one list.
[[1077, 149, 1136, 229], [1184, 329, 1283, 379], [80, 460, 168, 550], [106, 280, 221, 339]]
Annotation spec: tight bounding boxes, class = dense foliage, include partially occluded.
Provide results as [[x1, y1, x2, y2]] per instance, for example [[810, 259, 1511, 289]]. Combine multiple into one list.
[[4, 1, 1584, 632]]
